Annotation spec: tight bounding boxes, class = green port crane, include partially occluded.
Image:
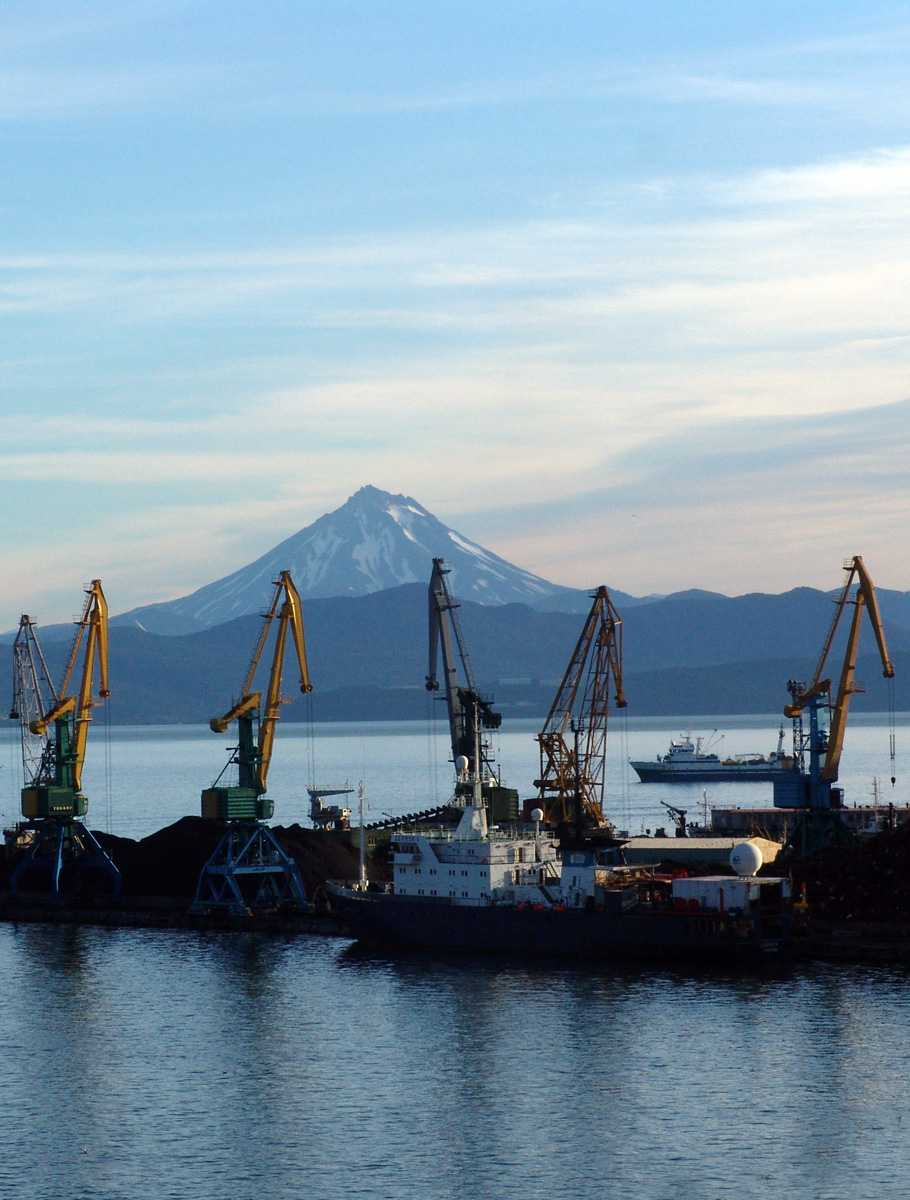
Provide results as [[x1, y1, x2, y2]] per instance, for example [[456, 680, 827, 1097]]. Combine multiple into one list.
[[192, 570, 313, 914], [534, 586, 626, 838], [774, 555, 895, 859], [9, 581, 121, 899]]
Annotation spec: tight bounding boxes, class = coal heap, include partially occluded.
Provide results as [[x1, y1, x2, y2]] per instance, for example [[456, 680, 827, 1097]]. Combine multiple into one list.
[[2, 817, 381, 902], [95, 817, 223, 898], [271, 823, 383, 897], [792, 822, 910, 921]]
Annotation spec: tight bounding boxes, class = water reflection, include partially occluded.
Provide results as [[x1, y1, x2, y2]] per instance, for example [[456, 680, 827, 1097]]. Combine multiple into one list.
[[329, 948, 910, 1199], [3, 912, 910, 1196]]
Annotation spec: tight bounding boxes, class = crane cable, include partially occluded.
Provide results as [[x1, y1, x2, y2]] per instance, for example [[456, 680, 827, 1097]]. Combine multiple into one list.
[[5, 717, 19, 828], [103, 692, 113, 834], [426, 689, 439, 807], [619, 704, 632, 836], [889, 675, 897, 787], [305, 690, 316, 791]]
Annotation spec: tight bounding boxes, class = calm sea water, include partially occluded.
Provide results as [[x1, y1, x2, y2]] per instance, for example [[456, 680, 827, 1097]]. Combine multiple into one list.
[[1, 928, 909, 1200], [1, 711, 904, 840], [1, 716, 909, 1199]]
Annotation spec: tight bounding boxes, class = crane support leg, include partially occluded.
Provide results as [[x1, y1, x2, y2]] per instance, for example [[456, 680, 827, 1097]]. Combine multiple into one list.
[[778, 810, 856, 865], [190, 822, 310, 916], [10, 817, 122, 903]]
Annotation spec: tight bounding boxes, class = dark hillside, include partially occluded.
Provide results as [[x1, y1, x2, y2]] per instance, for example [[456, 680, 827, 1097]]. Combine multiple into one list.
[[8, 584, 908, 724]]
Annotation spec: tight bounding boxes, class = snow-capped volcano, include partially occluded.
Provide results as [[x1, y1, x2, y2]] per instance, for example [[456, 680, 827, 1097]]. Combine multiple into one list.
[[112, 486, 571, 633]]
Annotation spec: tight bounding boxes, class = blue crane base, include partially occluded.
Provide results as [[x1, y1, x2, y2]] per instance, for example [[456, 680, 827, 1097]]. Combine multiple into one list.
[[10, 818, 122, 903], [190, 822, 310, 916], [778, 810, 856, 863]]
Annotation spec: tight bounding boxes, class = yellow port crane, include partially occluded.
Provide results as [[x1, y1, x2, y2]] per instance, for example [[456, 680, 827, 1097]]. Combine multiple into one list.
[[10, 580, 121, 898], [27, 579, 110, 806], [775, 555, 895, 857], [203, 570, 311, 817], [192, 570, 313, 914], [535, 586, 626, 836]]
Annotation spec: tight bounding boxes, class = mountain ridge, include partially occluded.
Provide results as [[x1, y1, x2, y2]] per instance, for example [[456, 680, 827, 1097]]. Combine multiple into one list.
[[8, 582, 907, 724], [8, 487, 910, 645]]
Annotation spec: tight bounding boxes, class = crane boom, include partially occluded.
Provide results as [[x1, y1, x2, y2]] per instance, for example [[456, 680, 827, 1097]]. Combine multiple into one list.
[[535, 586, 626, 831], [257, 575, 309, 794], [10, 616, 58, 788]]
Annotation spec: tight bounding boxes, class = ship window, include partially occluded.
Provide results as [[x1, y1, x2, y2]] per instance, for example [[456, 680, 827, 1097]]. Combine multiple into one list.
[[429, 869, 436, 875], [462, 870, 468, 876], [449, 869, 455, 875], [431, 890, 436, 896], [462, 891, 468, 897], [418, 889, 424, 895]]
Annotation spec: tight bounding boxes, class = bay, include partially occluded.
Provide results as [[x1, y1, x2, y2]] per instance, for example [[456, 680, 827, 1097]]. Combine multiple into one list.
[[1, 714, 909, 1199], [1, 712, 904, 841], [2, 927, 910, 1200]]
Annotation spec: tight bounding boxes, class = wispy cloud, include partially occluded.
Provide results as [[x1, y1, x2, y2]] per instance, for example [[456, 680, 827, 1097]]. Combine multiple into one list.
[[0, 64, 228, 121], [2, 6, 906, 127], [5, 145, 910, 397], [478, 397, 910, 596], [721, 147, 910, 206], [3, 5, 910, 622]]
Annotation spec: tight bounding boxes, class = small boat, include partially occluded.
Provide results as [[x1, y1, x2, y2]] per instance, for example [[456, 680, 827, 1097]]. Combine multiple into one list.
[[630, 729, 791, 783]]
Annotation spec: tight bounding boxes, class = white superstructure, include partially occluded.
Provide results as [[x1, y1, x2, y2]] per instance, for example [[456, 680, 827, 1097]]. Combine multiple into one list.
[[391, 802, 561, 906]]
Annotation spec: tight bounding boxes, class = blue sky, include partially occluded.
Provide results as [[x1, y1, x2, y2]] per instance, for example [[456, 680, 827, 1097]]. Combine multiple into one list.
[[4, 1, 910, 625]]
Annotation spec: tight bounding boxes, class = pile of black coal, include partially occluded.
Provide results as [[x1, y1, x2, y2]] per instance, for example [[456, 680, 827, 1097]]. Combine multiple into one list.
[[96, 817, 224, 898], [1, 817, 384, 902], [272, 823, 385, 898], [792, 822, 910, 921]]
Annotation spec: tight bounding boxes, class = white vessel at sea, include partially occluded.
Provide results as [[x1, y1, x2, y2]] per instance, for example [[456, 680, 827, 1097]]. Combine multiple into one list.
[[630, 729, 791, 783]]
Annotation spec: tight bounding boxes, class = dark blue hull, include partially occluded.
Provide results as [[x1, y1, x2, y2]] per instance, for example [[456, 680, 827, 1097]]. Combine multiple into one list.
[[630, 763, 786, 783], [328, 887, 786, 962]]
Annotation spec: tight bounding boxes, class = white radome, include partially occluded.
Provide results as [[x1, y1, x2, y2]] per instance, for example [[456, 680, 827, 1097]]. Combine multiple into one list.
[[730, 841, 763, 877]]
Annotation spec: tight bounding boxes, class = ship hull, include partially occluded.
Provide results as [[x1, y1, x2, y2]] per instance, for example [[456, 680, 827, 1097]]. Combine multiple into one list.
[[630, 762, 785, 783], [327, 885, 785, 962]]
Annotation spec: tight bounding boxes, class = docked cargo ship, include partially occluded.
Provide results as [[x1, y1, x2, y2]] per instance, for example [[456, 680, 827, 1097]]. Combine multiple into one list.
[[328, 792, 791, 961], [630, 729, 791, 783], [331, 562, 791, 960]]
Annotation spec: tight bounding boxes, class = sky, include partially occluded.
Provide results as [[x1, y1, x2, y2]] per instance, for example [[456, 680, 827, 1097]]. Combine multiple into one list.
[[4, 1, 910, 626]]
